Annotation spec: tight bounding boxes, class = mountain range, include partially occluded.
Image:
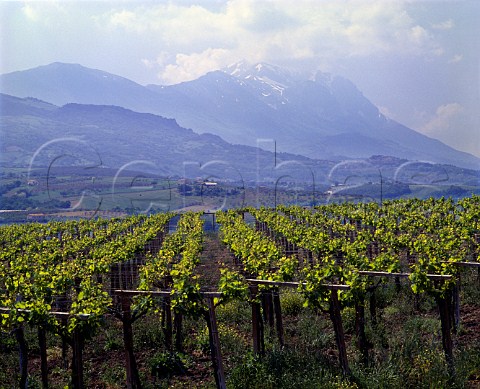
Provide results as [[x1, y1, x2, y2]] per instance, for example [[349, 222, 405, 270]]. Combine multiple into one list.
[[0, 93, 328, 184], [1, 61, 479, 178]]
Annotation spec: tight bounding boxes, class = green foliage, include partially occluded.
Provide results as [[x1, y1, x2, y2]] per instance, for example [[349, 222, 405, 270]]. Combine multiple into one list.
[[149, 351, 190, 379], [217, 268, 248, 303], [227, 349, 360, 389], [133, 313, 166, 350], [215, 300, 250, 328], [279, 290, 304, 317], [0, 197, 479, 387], [138, 212, 205, 318]]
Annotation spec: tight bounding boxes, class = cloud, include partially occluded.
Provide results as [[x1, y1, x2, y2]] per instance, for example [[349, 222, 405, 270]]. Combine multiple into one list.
[[142, 52, 170, 70], [432, 19, 454, 30], [448, 54, 463, 64], [22, 4, 39, 21], [100, 0, 446, 84], [160, 48, 232, 84], [421, 103, 464, 135], [20, 2, 67, 24], [417, 103, 480, 157], [109, 10, 145, 33]]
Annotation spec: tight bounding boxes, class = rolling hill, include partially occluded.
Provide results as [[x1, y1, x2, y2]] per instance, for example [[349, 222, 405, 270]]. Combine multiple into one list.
[[0, 93, 326, 184]]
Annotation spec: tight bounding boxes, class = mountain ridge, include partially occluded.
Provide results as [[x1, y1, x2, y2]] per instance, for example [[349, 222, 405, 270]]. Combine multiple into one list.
[[0, 93, 325, 183], [1, 62, 479, 170], [2, 93, 479, 201]]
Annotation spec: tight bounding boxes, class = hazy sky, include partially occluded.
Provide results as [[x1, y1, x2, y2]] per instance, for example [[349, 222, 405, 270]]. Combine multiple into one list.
[[1, 0, 479, 157]]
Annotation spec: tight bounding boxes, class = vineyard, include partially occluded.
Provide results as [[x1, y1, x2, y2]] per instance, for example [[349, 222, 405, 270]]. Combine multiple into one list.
[[1, 196, 480, 388]]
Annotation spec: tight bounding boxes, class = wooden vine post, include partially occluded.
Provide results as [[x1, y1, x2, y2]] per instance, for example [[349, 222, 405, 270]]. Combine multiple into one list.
[[249, 284, 264, 355], [368, 287, 377, 327], [204, 296, 226, 389], [174, 311, 183, 351], [329, 289, 350, 377], [14, 325, 28, 389], [272, 288, 284, 348], [442, 261, 480, 331], [259, 288, 284, 347], [38, 326, 49, 388], [354, 295, 369, 365], [435, 286, 455, 379], [71, 328, 85, 389], [248, 278, 352, 375], [452, 282, 460, 333], [162, 276, 173, 351], [0, 307, 96, 389], [61, 317, 69, 369], [162, 294, 173, 351], [261, 290, 275, 330], [119, 293, 142, 389]]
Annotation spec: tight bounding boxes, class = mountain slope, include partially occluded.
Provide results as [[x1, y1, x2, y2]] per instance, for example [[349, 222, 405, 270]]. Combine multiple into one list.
[[155, 62, 479, 169], [2, 93, 479, 196], [0, 93, 323, 182], [1, 62, 479, 170], [0, 62, 165, 113]]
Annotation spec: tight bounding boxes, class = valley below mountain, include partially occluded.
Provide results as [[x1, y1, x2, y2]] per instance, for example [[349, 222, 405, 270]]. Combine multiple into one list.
[[1, 62, 479, 216]]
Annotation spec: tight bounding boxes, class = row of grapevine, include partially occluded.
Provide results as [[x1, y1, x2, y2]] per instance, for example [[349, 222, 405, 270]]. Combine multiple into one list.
[[1, 196, 479, 387], [0, 212, 173, 388], [237, 196, 479, 375]]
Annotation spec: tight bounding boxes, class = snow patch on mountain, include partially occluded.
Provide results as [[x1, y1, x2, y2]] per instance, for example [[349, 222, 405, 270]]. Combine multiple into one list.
[[225, 61, 301, 108], [224, 61, 344, 109]]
